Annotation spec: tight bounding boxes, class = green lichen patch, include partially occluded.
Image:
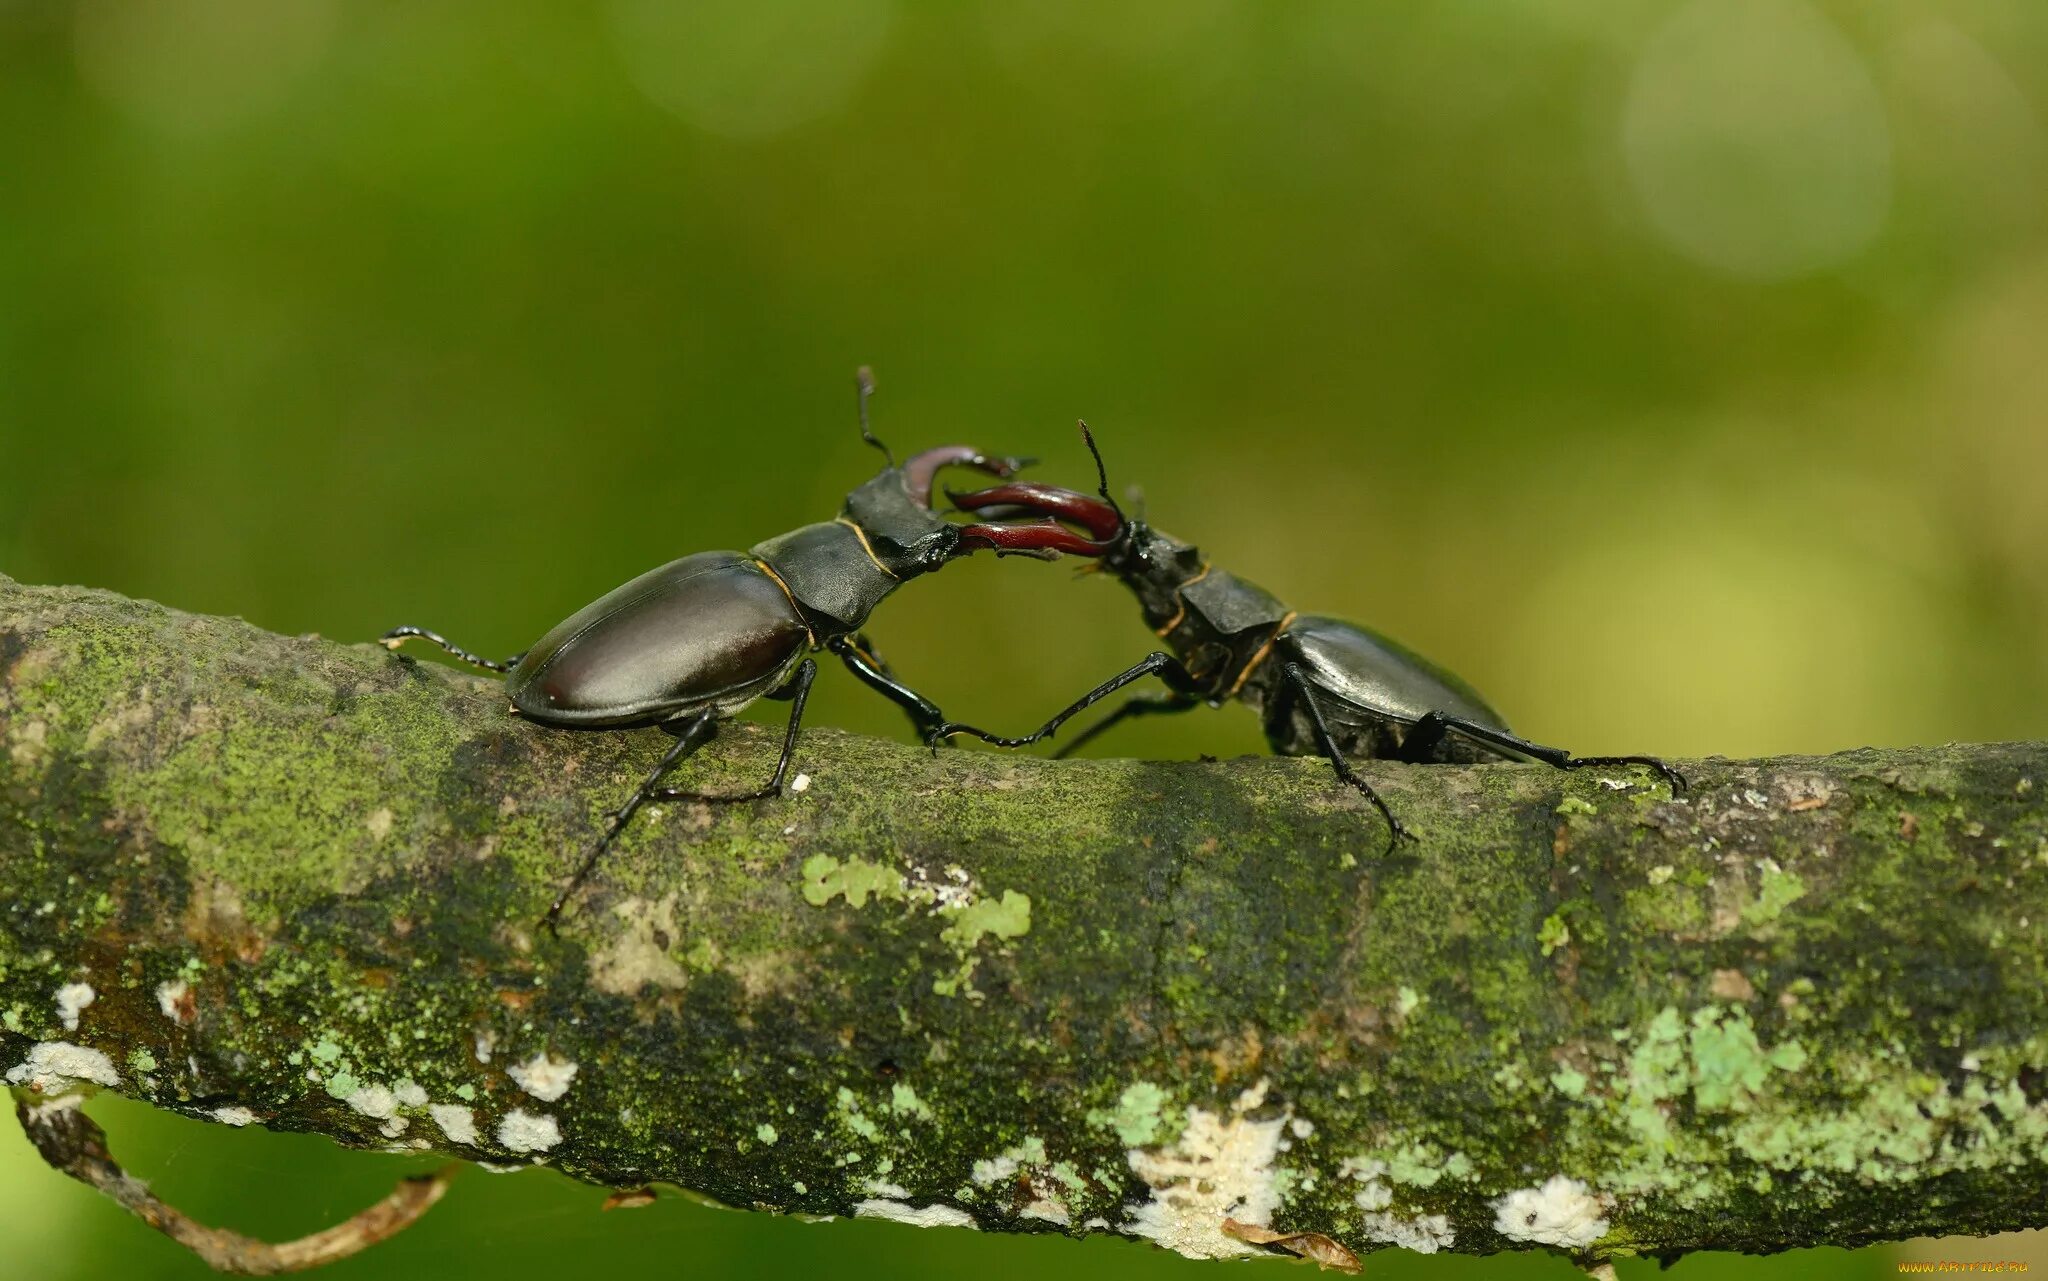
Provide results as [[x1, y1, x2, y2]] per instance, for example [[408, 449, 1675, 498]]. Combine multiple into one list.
[[938, 890, 1032, 951], [1089, 1081, 1175, 1147], [800, 855, 904, 909], [889, 1081, 934, 1121], [1740, 860, 1808, 929], [1686, 1005, 1807, 1113]]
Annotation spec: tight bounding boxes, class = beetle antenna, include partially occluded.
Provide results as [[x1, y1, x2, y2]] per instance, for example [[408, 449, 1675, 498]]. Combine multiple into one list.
[[856, 365, 893, 468], [1077, 420, 1124, 527]]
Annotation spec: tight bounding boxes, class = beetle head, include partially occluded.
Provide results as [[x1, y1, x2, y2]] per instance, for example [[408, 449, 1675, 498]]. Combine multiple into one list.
[[1101, 517, 1191, 580], [843, 445, 1035, 577]]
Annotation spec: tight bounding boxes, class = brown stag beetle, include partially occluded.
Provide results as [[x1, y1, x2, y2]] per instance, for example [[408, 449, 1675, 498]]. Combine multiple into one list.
[[380, 371, 1059, 930], [936, 425, 1684, 848]]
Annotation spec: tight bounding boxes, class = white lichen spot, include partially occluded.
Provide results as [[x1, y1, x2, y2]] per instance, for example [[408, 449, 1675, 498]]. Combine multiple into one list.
[[6, 1042, 120, 1092], [969, 1137, 1068, 1221], [366, 807, 395, 840], [1123, 1078, 1289, 1259], [380, 1116, 410, 1139], [1343, 1157, 1393, 1210], [1343, 1157, 1458, 1251], [395, 1080, 429, 1108], [210, 1106, 257, 1127], [11, 719, 48, 767], [24, 1094, 85, 1121], [1648, 865, 1675, 885], [790, 773, 811, 793], [54, 983, 95, 1032], [348, 1084, 398, 1120], [155, 979, 193, 1026], [1493, 1174, 1609, 1248], [473, 1029, 497, 1064], [861, 1179, 910, 1198], [430, 1104, 479, 1146], [905, 862, 977, 911], [508, 1052, 578, 1102], [854, 1200, 978, 1229], [496, 1109, 562, 1153], [1289, 1118, 1314, 1139], [588, 894, 690, 995], [1360, 1211, 1455, 1254]]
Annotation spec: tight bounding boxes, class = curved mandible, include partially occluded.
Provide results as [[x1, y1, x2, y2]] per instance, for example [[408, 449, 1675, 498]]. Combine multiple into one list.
[[955, 516, 1115, 559], [946, 481, 1124, 541], [900, 447, 1032, 509]]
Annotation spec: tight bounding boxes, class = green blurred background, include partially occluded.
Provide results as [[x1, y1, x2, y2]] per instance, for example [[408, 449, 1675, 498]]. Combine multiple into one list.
[[4, 0, 2045, 1276]]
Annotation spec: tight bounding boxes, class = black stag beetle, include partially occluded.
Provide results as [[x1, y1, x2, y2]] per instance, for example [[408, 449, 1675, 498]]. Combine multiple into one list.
[[380, 373, 1059, 929], [934, 426, 1684, 847]]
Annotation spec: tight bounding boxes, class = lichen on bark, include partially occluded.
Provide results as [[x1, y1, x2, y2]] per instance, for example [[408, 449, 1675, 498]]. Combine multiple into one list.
[[4, 573, 2048, 1266]]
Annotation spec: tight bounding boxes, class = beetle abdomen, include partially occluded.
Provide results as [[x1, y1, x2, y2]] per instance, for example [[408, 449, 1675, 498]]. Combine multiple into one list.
[[1285, 615, 1508, 730], [508, 551, 809, 728]]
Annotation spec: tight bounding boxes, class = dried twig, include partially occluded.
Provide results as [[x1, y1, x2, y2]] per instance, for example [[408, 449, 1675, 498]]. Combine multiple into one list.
[[13, 1092, 453, 1274]]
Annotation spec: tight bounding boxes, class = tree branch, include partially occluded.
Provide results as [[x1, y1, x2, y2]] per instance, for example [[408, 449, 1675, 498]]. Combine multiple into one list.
[[3, 573, 2046, 1268]]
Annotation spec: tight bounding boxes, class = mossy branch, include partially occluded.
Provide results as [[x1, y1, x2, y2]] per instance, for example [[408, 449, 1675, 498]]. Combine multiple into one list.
[[4, 574, 2047, 1269]]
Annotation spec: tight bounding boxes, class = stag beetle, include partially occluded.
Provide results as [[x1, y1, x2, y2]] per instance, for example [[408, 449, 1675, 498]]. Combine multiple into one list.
[[381, 372, 1052, 928], [938, 427, 1683, 845]]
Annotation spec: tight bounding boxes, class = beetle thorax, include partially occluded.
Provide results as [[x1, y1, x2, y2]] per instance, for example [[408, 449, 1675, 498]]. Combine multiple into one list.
[[1110, 522, 1294, 696]]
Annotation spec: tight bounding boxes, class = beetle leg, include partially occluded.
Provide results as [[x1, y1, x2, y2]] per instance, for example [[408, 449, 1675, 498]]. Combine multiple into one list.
[[1395, 711, 1452, 762], [1049, 692, 1202, 759], [1280, 662, 1410, 852], [1408, 712, 1687, 795], [926, 651, 1203, 751], [542, 710, 720, 932], [829, 636, 947, 739], [647, 659, 818, 805], [378, 626, 524, 674]]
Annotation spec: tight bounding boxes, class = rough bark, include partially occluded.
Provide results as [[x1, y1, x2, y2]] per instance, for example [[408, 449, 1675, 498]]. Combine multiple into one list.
[[3, 573, 2046, 1268]]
